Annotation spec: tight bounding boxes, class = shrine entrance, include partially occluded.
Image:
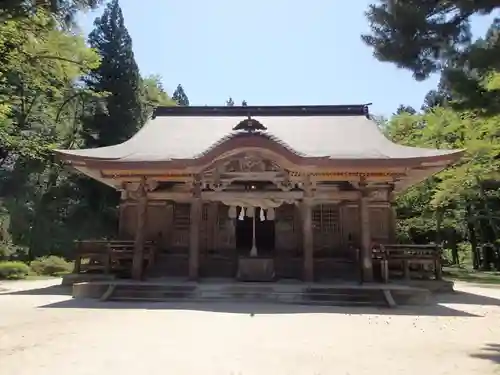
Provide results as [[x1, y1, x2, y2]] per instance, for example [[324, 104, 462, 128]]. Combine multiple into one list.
[[235, 207, 275, 257], [256, 210, 275, 256]]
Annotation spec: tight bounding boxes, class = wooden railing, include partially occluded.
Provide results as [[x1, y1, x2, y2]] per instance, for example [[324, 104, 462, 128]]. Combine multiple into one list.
[[73, 240, 156, 275], [372, 244, 442, 282]]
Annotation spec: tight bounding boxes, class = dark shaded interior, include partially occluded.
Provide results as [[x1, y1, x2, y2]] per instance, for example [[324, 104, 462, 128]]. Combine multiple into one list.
[[235, 207, 275, 256]]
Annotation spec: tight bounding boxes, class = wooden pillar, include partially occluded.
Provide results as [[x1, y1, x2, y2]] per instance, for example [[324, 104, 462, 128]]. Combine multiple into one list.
[[300, 178, 314, 282], [189, 180, 202, 280], [207, 202, 218, 251], [359, 186, 374, 282], [74, 241, 82, 274], [118, 190, 127, 237], [164, 203, 174, 249], [132, 180, 148, 280], [388, 188, 397, 243], [301, 198, 314, 281]]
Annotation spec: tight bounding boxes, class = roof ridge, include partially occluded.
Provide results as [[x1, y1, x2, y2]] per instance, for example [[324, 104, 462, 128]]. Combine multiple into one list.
[[153, 104, 371, 118]]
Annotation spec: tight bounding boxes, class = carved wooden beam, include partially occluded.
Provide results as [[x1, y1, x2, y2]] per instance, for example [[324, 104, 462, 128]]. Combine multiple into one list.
[[202, 191, 304, 201], [123, 178, 158, 199], [272, 171, 298, 191], [302, 174, 314, 196], [191, 174, 203, 197], [147, 189, 363, 202]]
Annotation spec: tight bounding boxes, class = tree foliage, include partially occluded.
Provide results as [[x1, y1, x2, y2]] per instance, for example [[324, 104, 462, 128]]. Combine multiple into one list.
[[1, 0, 499, 276], [0, 3, 173, 261], [83, 0, 144, 147], [362, 1, 498, 79], [0, 0, 104, 25], [385, 73, 500, 268], [142, 75, 176, 118], [363, 1, 500, 114], [172, 84, 189, 106]]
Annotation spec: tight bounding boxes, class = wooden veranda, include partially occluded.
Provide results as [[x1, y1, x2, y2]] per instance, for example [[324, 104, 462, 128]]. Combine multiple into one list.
[[72, 239, 443, 283]]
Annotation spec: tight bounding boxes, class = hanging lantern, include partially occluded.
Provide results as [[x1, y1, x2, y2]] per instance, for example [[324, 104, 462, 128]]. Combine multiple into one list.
[[267, 207, 275, 221]]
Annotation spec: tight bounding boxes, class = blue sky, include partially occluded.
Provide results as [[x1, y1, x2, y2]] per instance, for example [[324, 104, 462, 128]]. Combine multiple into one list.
[[78, 1, 496, 117]]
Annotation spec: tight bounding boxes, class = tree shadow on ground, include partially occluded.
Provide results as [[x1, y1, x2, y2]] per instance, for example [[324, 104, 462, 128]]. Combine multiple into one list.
[[0, 285, 72, 296], [470, 343, 500, 366], [3, 283, 500, 318], [434, 291, 500, 306]]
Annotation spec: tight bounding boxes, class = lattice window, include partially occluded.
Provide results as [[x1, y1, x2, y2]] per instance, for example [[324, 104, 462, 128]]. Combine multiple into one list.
[[323, 205, 339, 234], [313, 204, 339, 233], [217, 204, 229, 231], [173, 203, 190, 229], [312, 207, 322, 232], [275, 204, 297, 251], [276, 204, 295, 231], [312, 204, 340, 251], [172, 203, 190, 248], [200, 203, 210, 251], [341, 205, 359, 244], [202, 204, 209, 221], [370, 207, 388, 240], [215, 204, 233, 249]]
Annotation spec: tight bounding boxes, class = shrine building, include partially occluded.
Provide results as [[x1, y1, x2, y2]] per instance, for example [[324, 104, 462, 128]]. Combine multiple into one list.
[[55, 105, 463, 283]]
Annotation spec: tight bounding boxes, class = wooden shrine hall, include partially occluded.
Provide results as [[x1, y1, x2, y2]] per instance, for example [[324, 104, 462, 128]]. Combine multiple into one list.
[[55, 105, 463, 283]]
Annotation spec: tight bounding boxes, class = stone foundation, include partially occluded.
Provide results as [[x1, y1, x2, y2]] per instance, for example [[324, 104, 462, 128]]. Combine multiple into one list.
[[61, 273, 115, 286]]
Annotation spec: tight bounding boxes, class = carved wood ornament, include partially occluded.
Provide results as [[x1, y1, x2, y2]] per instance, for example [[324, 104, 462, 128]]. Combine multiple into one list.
[[125, 179, 158, 200], [222, 154, 282, 173], [200, 153, 299, 192], [232, 117, 267, 132]]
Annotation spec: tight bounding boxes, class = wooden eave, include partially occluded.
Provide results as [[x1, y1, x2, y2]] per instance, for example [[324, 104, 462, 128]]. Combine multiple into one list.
[[56, 142, 465, 172]]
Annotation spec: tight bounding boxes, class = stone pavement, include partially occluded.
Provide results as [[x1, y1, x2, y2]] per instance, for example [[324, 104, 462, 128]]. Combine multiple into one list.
[[1, 279, 499, 375]]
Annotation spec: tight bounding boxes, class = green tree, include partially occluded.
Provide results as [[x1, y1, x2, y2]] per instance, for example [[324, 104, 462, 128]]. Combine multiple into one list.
[[394, 105, 416, 116], [0, 10, 99, 161], [172, 84, 189, 106], [362, 1, 500, 113], [83, 0, 143, 147], [141, 75, 175, 120], [241, 100, 248, 106], [421, 85, 452, 112], [226, 97, 234, 106], [0, 10, 101, 260], [386, 96, 500, 268], [362, 1, 498, 80], [0, 0, 104, 24]]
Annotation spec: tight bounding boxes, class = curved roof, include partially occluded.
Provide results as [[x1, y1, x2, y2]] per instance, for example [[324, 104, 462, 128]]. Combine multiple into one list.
[[56, 112, 462, 165]]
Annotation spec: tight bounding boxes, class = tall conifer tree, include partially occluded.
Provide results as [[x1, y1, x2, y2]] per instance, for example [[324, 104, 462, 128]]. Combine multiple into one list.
[[83, 0, 143, 147], [172, 84, 190, 106]]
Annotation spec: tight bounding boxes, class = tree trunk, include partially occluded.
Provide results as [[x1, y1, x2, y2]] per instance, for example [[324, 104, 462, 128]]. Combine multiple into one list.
[[466, 205, 480, 270], [477, 177, 500, 240], [27, 165, 60, 261], [435, 208, 443, 246], [450, 232, 459, 266]]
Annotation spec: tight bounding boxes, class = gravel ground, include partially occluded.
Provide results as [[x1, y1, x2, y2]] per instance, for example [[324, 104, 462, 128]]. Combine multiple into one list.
[[1, 279, 499, 375]]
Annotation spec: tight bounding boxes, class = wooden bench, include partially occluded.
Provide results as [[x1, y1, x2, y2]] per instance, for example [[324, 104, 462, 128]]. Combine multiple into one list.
[[73, 240, 156, 275], [373, 244, 442, 282]]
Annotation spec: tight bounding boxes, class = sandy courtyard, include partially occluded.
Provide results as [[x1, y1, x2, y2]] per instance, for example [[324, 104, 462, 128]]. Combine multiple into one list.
[[1, 279, 499, 375]]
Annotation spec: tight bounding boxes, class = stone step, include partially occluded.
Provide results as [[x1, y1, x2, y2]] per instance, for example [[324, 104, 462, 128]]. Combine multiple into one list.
[[104, 284, 391, 307]]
